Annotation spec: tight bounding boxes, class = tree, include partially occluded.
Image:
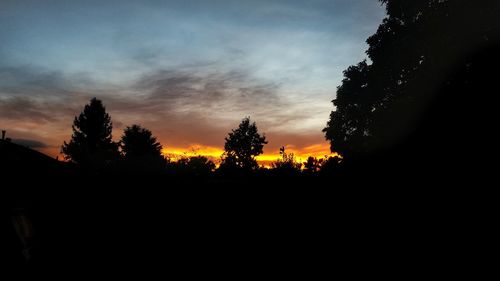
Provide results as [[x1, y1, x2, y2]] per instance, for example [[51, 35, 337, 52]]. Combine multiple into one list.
[[323, 61, 372, 159], [121, 125, 163, 159], [120, 125, 166, 172], [323, 0, 500, 169], [220, 117, 267, 171], [61, 98, 119, 169]]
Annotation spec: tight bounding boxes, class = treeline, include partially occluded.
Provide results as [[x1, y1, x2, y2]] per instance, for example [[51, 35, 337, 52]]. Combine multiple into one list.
[[60, 98, 340, 179]]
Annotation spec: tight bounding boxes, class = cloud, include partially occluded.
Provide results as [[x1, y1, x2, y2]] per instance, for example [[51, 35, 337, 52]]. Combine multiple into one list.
[[0, 65, 97, 98], [0, 96, 57, 123], [0, 64, 123, 124], [0, 63, 326, 151], [132, 68, 283, 114]]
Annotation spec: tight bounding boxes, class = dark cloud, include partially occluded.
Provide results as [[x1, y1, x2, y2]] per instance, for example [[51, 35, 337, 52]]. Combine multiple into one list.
[[131, 68, 283, 114], [0, 65, 119, 125], [12, 138, 49, 148], [0, 66, 95, 98], [0, 97, 57, 123]]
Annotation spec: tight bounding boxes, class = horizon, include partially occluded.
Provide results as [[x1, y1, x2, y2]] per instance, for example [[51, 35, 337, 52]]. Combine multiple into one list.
[[0, 0, 385, 164]]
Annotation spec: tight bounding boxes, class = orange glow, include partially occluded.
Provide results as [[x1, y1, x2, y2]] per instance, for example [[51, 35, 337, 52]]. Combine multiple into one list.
[[256, 143, 339, 168], [162, 144, 225, 162], [162, 143, 339, 167]]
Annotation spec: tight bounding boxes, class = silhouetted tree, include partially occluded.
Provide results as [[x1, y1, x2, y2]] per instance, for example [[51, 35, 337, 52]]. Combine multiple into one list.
[[323, 0, 500, 172], [120, 125, 166, 173], [61, 98, 119, 169], [121, 125, 162, 157], [219, 117, 267, 172], [324, 61, 372, 159]]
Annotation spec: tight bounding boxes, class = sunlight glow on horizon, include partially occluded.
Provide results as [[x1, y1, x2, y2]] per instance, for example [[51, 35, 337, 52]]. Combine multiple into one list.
[[162, 143, 339, 167], [36, 138, 339, 167]]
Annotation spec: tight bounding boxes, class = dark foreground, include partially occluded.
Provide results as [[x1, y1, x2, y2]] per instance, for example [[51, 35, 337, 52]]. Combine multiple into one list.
[[1, 139, 476, 278]]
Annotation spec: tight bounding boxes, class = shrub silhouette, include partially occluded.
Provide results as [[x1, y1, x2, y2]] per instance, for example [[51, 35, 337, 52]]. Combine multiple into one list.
[[319, 156, 342, 177], [271, 146, 302, 176], [171, 156, 215, 178], [303, 156, 322, 176]]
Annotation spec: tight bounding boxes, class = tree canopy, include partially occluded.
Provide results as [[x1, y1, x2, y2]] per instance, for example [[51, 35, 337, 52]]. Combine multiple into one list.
[[121, 125, 163, 159], [324, 0, 500, 163], [221, 117, 267, 171], [120, 125, 166, 173]]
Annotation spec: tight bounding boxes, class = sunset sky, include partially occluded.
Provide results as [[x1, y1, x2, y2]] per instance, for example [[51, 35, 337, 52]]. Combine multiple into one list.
[[0, 0, 385, 164]]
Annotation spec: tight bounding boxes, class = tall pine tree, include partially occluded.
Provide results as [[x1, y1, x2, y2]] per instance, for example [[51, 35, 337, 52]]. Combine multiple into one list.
[[62, 98, 119, 169]]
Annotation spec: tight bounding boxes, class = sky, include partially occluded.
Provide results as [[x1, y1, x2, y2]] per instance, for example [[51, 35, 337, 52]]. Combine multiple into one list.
[[0, 0, 386, 164]]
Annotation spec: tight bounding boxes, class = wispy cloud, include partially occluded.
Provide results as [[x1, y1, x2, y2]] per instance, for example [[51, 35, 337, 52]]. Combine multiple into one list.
[[0, 97, 56, 123]]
